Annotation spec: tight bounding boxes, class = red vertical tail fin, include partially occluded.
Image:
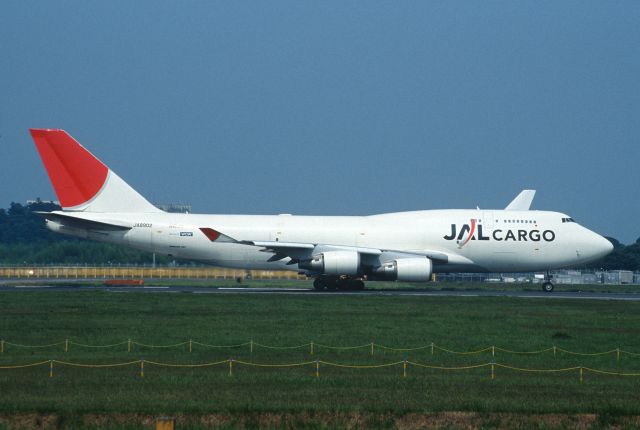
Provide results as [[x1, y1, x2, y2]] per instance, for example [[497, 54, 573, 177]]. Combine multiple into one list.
[[30, 129, 161, 213]]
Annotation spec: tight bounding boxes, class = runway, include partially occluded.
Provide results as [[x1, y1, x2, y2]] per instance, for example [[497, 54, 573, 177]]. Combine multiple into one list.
[[1, 283, 640, 301]]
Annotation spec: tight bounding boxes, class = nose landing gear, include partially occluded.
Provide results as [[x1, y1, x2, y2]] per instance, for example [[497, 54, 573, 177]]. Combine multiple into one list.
[[542, 272, 554, 293]]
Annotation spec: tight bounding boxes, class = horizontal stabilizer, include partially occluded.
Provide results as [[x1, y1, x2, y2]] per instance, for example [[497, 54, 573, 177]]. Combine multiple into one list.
[[35, 212, 132, 231], [505, 190, 536, 211]]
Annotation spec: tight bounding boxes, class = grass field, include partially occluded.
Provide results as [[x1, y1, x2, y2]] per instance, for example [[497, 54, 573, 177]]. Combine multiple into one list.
[[1, 287, 640, 429]]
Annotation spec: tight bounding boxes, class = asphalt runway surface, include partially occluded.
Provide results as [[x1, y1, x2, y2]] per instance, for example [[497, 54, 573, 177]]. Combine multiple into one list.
[[1, 283, 640, 301]]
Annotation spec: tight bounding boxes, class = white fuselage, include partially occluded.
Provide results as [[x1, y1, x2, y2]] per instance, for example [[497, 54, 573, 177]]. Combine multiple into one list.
[[30, 129, 613, 281], [50, 208, 613, 274]]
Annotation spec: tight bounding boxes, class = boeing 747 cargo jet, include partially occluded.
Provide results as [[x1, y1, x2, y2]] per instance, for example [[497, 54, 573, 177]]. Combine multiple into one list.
[[29, 129, 613, 292]]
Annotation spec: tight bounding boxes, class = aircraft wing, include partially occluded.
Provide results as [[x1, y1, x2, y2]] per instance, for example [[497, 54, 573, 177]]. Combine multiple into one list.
[[241, 240, 451, 264], [198, 227, 473, 266]]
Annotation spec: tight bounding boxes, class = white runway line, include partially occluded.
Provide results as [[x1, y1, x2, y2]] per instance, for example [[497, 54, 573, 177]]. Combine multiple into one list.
[[219, 287, 309, 291]]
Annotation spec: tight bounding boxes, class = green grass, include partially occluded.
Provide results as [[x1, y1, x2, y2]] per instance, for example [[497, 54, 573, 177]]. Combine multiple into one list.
[[1, 290, 640, 428]]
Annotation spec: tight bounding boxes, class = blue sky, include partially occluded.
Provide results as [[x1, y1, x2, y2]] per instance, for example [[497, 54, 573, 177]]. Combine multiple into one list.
[[1, 1, 639, 243]]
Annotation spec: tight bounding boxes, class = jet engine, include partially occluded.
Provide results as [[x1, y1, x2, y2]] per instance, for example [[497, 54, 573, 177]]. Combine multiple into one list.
[[300, 250, 360, 275], [374, 257, 433, 282]]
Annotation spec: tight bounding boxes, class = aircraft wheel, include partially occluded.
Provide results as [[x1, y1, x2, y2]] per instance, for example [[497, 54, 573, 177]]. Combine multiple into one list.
[[353, 280, 365, 290], [323, 277, 338, 291], [313, 278, 325, 290], [542, 282, 554, 293], [335, 278, 349, 290]]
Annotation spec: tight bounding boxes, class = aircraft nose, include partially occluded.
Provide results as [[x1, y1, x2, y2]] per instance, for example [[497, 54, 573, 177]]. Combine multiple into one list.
[[588, 233, 614, 260]]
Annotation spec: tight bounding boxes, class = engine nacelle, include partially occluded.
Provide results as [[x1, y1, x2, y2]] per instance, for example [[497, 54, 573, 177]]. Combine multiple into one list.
[[374, 257, 433, 282], [300, 250, 360, 275]]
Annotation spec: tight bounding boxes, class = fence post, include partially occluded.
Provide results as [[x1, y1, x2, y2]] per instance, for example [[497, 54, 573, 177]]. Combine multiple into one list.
[[491, 363, 495, 380], [65, 339, 68, 353], [403, 360, 407, 378], [492, 345, 495, 357], [49, 360, 53, 378], [616, 348, 620, 361], [1, 340, 3, 353], [580, 367, 583, 383], [310, 342, 314, 356], [229, 359, 234, 377], [189, 340, 192, 353], [140, 360, 145, 378], [553, 345, 556, 357], [431, 342, 434, 355], [250, 340, 253, 355], [371, 342, 374, 356], [315, 359, 320, 378]]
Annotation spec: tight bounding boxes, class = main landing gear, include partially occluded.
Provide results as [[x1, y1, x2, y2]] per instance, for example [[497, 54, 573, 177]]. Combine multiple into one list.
[[313, 276, 365, 291], [542, 272, 554, 293]]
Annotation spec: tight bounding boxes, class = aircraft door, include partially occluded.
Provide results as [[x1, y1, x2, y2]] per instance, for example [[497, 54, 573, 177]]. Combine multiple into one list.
[[270, 217, 285, 242], [483, 211, 495, 229]]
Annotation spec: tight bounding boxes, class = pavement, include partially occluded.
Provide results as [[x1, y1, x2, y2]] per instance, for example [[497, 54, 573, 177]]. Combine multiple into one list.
[[1, 283, 640, 301]]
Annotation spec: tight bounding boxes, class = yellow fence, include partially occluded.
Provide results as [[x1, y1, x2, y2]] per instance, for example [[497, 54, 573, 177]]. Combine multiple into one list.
[[0, 266, 306, 280], [2, 339, 640, 359], [1, 358, 639, 381]]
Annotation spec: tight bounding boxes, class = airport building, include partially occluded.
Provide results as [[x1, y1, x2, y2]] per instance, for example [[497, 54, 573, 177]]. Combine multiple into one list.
[[438, 269, 640, 285]]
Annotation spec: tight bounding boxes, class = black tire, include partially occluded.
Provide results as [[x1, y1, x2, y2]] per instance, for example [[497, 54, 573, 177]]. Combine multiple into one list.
[[353, 280, 365, 290], [322, 277, 338, 291], [335, 278, 349, 290], [542, 282, 554, 293], [313, 278, 325, 290]]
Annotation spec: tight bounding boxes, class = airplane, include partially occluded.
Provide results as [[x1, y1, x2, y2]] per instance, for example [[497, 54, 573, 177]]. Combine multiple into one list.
[[29, 129, 613, 293]]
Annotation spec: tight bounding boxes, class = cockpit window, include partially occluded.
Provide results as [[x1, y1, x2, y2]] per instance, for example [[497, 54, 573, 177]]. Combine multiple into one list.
[[561, 217, 576, 223]]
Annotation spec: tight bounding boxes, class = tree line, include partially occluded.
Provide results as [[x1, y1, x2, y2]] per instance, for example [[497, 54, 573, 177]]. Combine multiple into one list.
[[0, 201, 639, 270], [0, 201, 168, 265]]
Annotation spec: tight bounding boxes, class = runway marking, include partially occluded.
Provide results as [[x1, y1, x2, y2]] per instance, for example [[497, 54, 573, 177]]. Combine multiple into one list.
[[3, 284, 640, 301], [515, 294, 640, 301], [219, 287, 309, 292]]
